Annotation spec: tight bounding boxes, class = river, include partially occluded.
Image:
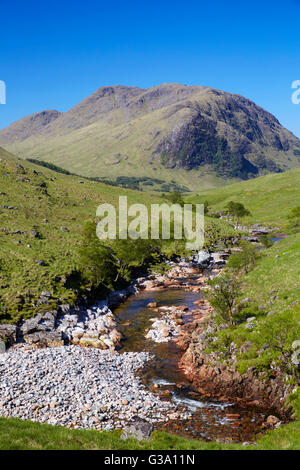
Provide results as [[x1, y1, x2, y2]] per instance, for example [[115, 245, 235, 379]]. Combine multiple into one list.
[[114, 270, 270, 443]]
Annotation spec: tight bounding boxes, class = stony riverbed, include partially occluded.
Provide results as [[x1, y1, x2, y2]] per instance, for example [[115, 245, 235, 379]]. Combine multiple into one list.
[[0, 346, 190, 430]]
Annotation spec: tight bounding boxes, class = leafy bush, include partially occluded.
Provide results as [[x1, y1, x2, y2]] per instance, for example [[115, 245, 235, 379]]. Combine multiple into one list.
[[227, 240, 258, 274], [206, 273, 241, 325], [79, 222, 116, 288], [250, 311, 300, 376]]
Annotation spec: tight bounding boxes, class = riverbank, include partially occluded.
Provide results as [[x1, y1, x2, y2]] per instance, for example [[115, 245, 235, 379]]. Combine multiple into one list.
[[134, 255, 293, 426], [0, 346, 190, 430], [0, 245, 295, 442]]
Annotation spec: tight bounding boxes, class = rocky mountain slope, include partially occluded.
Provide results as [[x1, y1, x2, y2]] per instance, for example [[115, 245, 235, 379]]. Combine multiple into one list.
[[1, 83, 300, 190]]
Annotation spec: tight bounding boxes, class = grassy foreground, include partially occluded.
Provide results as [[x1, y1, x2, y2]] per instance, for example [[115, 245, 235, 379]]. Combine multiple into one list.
[[1, 416, 300, 450]]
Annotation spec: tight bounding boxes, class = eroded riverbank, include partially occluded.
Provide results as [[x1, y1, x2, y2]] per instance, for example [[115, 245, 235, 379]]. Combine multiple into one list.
[[115, 263, 278, 442]]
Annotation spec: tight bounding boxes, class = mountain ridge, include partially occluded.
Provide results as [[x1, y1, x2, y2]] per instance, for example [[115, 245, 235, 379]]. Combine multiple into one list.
[[1, 83, 300, 190]]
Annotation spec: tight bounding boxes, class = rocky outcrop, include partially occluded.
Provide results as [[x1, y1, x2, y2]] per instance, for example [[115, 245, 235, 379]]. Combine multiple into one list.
[[2, 284, 141, 352], [53, 301, 124, 350], [179, 324, 293, 418], [0, 324, 17, 346], [145, 306, 184, 343], [121, 418, 153, 441]]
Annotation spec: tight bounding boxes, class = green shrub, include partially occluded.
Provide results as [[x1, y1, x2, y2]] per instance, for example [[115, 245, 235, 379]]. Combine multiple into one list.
[[206, 273, 241, 325], [227, 240, 258, 274]]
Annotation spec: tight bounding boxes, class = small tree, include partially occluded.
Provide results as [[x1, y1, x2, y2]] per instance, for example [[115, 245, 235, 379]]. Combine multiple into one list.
[[164, 192, 185, 206], [227, 240, 258, 274], [226, 201, 251, 226], [111, 238, 159, 282], [206, 273, 241, 325], [79, 221, 116, 288]]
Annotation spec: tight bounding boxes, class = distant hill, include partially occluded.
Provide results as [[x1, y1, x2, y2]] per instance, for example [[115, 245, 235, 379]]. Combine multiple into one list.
[[0, 83, 300, 190]]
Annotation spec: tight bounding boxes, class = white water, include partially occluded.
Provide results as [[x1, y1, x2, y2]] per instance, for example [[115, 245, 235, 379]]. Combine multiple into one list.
[[172, 394, 233, 412]]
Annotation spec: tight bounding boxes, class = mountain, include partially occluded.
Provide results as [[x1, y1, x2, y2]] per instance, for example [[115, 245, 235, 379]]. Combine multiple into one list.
[[0, 83, 300, 190]]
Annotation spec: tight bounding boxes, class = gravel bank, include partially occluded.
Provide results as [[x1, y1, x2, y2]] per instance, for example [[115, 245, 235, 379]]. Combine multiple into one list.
[[0, 346, 184, 430]]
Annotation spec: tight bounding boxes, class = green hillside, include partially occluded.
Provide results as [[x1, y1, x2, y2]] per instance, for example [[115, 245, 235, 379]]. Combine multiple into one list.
[[187, 168, 300, 228], [0, 147, 237, 322], [2, 415, 300, 450], [0, 148, 165, 320]]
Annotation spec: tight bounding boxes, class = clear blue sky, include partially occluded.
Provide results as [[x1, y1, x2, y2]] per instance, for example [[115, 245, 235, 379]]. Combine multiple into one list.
[[0, 0, 300, 136]]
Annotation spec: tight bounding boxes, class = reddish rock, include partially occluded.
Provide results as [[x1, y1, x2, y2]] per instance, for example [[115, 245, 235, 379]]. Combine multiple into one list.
[[177, 305, 189, 311], [193, 299, 205, 306]]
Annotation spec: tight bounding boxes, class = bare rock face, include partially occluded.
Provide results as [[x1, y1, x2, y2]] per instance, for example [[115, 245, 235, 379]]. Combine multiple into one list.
[[179, 336, 292, 418], [121, 417, 153, 441]]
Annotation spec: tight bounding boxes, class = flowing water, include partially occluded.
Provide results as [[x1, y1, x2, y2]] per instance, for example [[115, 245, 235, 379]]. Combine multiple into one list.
[[114, 273, 271, 443]]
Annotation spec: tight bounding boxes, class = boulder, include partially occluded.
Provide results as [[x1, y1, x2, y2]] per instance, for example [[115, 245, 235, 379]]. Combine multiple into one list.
[[20, 315, 42, 335], [0, 324, 17, 346], [177, 305, 189, 311], [108, 290, 128, 307], [59, 304, 71, 315], [23, 331, 64, 348], [121, 418, 153, 441], [72, 327, 84, 339], [37, 290, 52, 305], [110, 328, 123, 347], [79, 337, 103, 349], [266, 415, 281, 428]]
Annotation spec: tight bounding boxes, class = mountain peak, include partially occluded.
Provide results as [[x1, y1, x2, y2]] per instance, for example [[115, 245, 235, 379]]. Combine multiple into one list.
[[0, 83, 299, 189]]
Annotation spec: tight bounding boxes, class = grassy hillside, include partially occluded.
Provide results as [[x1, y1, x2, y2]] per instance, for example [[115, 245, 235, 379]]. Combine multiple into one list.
[[187, 168, 300, 228], [205, 233, 300, 373], [1, 84, 300, 191], [243, 233, 300, 312], [0, 148, 237, 322], [0, 148, 165, 321]]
